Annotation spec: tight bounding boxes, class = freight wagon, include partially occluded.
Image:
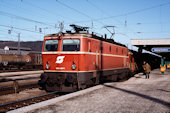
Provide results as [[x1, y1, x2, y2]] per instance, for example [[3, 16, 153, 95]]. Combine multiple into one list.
[[0, 52, 42, 70]]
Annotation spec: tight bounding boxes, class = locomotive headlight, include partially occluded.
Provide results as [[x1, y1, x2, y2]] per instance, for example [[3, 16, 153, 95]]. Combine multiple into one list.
[[71, 61, 76, 70], [71, 64, 76, 70], [45, 61, 50, 70]]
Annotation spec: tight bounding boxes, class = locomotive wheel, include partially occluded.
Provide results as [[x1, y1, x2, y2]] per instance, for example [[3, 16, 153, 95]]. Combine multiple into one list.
[[77, 81, 86, 90], [45, 78, 60, 91], [45, 82, 61, 92]]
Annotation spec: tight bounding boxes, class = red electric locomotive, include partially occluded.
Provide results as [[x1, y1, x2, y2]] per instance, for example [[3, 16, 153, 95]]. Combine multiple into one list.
[[39, 25, 135, 92]]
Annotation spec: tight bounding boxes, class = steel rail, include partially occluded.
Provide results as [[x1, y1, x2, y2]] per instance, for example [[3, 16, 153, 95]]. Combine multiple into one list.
[[0, 91, 58, 107]]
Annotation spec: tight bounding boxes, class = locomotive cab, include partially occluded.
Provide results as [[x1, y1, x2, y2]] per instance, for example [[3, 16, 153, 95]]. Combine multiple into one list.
[[40, 31, 95, 92], [42, 34, 81, 72]]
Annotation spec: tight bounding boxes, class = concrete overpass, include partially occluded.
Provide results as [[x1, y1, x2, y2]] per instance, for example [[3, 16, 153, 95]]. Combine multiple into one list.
[[131, 39, 170, 70]]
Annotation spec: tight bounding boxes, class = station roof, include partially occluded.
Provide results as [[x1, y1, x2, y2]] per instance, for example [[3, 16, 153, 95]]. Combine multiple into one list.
[[131, 39, 170, 60]]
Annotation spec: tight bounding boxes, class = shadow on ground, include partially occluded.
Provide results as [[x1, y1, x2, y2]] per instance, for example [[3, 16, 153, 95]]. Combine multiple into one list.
[[104, 84, 170, 108]]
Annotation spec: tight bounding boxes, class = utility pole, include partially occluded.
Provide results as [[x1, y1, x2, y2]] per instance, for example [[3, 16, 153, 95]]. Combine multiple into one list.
[[18, 33, 21, 55], [59, 22, 64, 32]]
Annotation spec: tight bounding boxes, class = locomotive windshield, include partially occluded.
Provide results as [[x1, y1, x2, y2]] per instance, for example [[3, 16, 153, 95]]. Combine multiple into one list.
[[62, 39, 80, 51], [44, 39, 58, 51]]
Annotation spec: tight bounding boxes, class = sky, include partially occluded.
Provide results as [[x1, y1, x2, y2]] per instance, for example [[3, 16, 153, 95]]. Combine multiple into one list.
[[0, 0, 170, 49]]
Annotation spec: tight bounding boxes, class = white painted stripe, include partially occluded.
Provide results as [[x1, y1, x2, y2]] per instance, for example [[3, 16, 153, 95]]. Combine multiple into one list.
[[44, 67, 128, 73], [42, 51, 128, 58], [102, 53, 128, 58]]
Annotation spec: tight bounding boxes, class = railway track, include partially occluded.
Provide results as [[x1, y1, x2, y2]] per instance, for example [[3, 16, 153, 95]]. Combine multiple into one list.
[[0, 71, 131, 112], [0, 71, 61, 112], [0, 69, 42, 73], [0, 71, 43, 96], [0, 91, 59, 112], [0, 83, 39, 96]]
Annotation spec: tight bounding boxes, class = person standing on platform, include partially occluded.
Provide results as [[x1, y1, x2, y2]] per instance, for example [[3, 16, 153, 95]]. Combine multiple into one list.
[[143, 61, 151, 79]]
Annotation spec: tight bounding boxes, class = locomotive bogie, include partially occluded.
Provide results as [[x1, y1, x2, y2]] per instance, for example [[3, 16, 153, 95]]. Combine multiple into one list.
[[39, 71, 99, 92], [100, 68, 130, 82]]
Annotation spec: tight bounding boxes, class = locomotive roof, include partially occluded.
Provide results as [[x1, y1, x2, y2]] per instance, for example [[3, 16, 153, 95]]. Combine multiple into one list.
[[44, 32, 126, 47]]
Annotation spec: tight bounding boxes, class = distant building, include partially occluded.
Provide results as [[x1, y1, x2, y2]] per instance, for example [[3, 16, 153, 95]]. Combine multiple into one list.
[[4, 46, 31, 51], [0, 46, 31, 55]]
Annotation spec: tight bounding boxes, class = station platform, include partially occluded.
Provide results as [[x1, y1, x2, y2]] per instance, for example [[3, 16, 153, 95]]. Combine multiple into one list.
[[10, 69, 170, 113]]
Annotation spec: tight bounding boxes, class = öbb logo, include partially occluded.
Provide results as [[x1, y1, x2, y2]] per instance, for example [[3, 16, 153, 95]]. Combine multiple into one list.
[[56, 56, 65, 64]]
